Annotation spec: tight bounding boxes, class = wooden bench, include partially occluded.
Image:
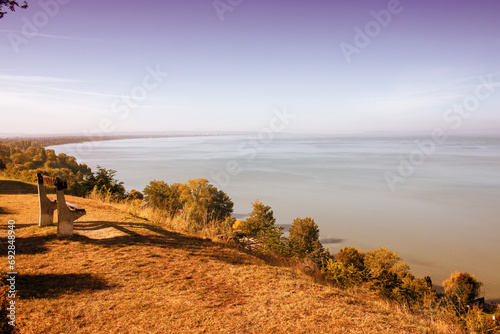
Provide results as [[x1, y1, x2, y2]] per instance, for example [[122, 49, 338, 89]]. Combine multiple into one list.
[[36, 173, 86, 236]]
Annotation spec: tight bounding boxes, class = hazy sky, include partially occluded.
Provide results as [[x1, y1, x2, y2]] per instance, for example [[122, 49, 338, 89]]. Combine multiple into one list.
[[1, 0, 499, 135]]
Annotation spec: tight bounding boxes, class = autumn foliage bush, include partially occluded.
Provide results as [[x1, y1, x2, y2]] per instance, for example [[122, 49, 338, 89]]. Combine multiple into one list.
[[443, 271, 482, 312], [322, 247, 436, 309]]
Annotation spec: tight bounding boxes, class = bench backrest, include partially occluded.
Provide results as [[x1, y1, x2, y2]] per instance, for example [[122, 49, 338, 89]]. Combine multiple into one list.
[[36, 173, 68, 190]]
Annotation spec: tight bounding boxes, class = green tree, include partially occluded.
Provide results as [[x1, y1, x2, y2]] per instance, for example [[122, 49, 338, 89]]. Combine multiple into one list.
[[143, 180, 184, 218], [288, 217, 320, 257], [91, 166, 125, 196], [363, 247, 410, 298], [206, 186, 234, 223], [144, 180, 170, 208], [0, 0, 28, 19], [261, 224, 285, 254], [240, 199, 276, 237], [181, 178, 214, 225], [364, 247, 409, 276], [443, 271, 482, 312], [181, 178, 233, 226], [240, 200, 285, 253], [71, 166, 125, 199]]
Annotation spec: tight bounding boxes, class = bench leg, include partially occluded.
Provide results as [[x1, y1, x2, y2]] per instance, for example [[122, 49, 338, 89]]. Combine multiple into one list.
[[38, 179, 57, 227], [57, 219, 73, 236], [56, 189, 86, 237]]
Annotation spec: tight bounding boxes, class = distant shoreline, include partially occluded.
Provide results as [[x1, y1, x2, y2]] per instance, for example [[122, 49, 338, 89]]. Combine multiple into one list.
[[0, 133, 237, 148]]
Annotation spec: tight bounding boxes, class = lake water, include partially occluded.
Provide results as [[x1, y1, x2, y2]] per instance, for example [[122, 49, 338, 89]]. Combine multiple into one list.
[[49, 134, 500, 301]]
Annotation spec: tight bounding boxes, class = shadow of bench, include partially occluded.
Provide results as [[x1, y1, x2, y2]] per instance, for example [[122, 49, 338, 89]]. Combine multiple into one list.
[[37, 173, 86, 237]]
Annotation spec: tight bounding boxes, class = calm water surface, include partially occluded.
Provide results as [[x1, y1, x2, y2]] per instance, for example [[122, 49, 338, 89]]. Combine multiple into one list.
[[49, 135, 500, 301]]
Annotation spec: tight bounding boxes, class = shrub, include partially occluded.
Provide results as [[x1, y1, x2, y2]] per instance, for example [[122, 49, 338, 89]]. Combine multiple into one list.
[[443, 271, 482, 312], [308, 242, 334, 270], [323, 259, 365, 288], [364, 248, 409, 276], [363, 248, 411, 299], [336, 247, 364, 271], [221, 216, 236, 233], [394, 273, 436, 307], [232, 219, 243, 230], [464, 305, 498, 334], [127, 189, 144, 201]]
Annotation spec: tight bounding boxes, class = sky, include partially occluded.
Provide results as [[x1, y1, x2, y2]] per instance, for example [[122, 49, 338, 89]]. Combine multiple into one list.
[[0, 0, 499, 135]]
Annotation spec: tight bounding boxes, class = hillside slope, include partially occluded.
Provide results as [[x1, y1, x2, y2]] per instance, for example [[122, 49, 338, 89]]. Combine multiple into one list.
[[0, 181, 459, 333]]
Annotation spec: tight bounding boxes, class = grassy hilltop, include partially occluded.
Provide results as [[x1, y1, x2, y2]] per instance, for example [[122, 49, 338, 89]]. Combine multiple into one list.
[[0, 179, 466, 334]]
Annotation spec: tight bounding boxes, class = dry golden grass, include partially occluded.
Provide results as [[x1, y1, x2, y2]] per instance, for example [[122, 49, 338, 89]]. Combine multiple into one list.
[[0, 182, 465, 333]]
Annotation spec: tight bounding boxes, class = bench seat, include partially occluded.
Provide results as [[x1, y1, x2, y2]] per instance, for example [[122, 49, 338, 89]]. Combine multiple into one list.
[[50, 198, 86, 212], [66, 202, 85, 212]]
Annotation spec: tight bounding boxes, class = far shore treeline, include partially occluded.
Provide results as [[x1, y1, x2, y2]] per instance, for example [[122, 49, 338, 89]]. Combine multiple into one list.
[[0, 137, 498, 332], [0, 134, 195, 151]]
